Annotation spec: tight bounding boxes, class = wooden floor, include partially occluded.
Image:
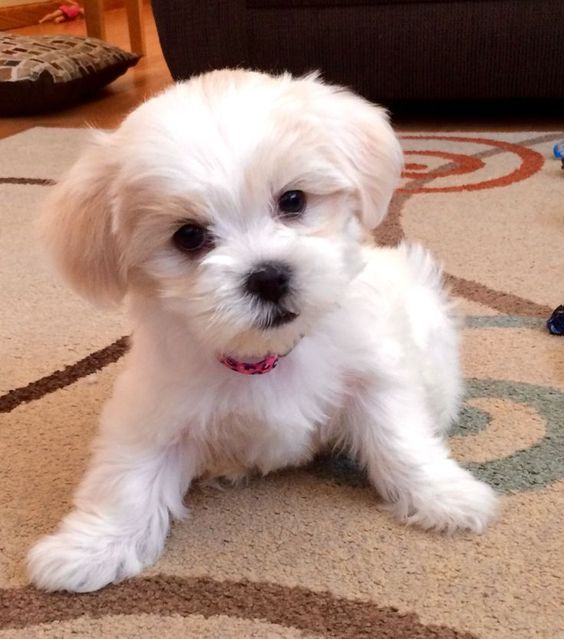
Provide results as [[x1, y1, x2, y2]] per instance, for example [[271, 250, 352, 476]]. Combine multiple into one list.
[[1, 6, 563, 140], [0, 4, 171, 140]]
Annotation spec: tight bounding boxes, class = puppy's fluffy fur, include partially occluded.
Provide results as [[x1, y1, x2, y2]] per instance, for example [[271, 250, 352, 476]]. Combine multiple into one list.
[[28, 69, 497, 593]]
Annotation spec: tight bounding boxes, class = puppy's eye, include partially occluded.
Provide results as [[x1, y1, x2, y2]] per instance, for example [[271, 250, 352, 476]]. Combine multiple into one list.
[[172, 223, 212, 254], [278, 190, 306, 217]]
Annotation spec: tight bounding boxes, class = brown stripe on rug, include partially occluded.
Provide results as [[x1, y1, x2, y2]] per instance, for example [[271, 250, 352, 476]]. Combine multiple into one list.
[[0, 576, 476, 638], [0, 337, 129, 414], [444, 274, 552, 318], [0, 177, 54, 186]]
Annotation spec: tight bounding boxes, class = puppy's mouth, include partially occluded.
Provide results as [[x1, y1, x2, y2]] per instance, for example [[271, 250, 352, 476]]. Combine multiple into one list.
[[258, 307, 299, 329]]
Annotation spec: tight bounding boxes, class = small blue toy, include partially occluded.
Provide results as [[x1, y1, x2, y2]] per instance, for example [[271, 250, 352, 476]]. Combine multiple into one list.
[[547, 305, 564, 335], [553, 141, 564, 169]]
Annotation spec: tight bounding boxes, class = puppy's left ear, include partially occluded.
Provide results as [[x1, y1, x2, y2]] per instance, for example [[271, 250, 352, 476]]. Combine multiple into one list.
[[328, 90, 404, 229]]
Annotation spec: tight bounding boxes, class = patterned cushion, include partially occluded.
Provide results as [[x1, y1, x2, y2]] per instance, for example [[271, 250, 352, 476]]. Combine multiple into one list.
[[0, 34, 139, 115]]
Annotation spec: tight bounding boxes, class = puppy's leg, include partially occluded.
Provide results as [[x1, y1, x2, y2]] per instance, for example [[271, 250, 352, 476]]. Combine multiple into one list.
[[27, 388, 195, 592], [347, 384, 497, 533]]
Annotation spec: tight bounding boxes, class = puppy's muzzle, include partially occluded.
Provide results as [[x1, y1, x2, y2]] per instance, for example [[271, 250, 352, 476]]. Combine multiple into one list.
[[245, 261, 298, 328]]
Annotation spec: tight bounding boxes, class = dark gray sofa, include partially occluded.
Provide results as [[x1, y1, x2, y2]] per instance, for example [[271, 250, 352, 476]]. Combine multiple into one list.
[[151, 0, 564, 103]]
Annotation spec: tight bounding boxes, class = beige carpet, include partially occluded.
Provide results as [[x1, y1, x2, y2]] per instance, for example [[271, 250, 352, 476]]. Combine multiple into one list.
[[1, 127, 563, 638]]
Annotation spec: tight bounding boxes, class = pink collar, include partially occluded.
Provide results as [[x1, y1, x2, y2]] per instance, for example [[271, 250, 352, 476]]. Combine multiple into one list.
[[219, 353, 279, 375]]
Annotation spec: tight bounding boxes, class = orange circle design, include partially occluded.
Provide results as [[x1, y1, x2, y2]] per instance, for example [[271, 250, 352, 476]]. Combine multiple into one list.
[[399, 135, 545, 193], [402, 151, 485, 179]]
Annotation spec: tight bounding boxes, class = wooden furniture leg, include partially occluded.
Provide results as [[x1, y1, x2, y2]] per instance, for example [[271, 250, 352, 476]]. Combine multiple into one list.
[[125, 0, 146, 56], [82, 0, 145, 57], [82, 0, 106, 42]]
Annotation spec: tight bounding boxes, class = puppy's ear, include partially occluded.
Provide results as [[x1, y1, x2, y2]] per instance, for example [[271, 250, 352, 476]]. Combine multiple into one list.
[[39, 132, 126, 306], [328, 90, 404, 230]]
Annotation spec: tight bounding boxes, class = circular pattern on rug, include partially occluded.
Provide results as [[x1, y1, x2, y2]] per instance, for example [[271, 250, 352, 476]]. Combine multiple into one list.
[[399, 135, 545, 193], [403, 151, 485, 179], [449, 397, 546, 464], [310, 378, 564, 495], [463, 378, 564, 493]]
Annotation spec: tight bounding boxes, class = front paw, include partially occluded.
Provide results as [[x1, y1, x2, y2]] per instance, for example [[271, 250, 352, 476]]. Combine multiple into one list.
[[27, 512, 163, 592], [388, 471, 498, 534]]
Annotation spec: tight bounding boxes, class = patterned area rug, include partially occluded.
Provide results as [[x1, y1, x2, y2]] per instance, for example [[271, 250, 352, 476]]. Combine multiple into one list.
[[1, 128, 563, 638]]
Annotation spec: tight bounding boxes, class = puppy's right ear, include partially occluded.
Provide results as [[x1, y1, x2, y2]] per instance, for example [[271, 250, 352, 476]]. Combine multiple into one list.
[[39, 132, 126, 306]]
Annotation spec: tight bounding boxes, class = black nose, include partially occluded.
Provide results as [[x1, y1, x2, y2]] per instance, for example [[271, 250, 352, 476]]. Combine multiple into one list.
[[245, 261, 292, 303]]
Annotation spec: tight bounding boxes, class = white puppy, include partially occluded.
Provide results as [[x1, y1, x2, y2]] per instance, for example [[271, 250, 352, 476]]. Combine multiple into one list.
[[28, 69, 497, 593]]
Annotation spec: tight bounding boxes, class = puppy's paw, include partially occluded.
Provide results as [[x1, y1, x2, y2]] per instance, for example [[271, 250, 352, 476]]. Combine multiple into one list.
[[27, 511, 165, 592], [388, 472, 498, 534], [28, 530, 138, 593]]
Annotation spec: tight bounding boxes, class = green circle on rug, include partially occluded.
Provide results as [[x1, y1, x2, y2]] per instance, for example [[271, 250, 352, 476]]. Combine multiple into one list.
[[310, 379, 564, 495], [463, 378, 564, 493]]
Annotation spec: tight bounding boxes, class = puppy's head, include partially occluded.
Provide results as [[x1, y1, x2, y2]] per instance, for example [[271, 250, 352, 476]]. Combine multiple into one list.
[[41, 70, 403, 358]]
